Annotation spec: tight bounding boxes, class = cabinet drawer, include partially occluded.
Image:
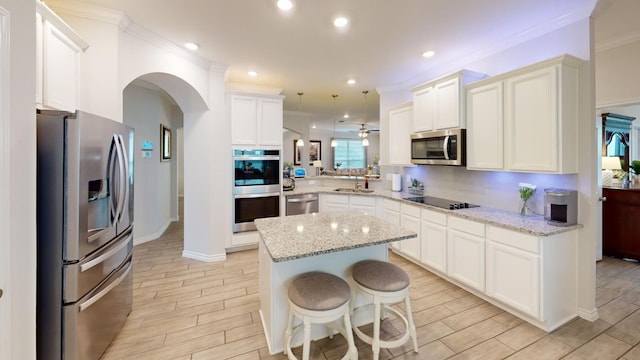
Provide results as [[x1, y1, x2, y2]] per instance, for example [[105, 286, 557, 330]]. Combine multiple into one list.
[[487, 226, 539, 254], [401, 203, 421, 218], [422, 208, 447, 226], [350, 195, 376, 207], [324, 194, 349, 204], [383, 199, 401, 212], [448, 216, 485, 237]]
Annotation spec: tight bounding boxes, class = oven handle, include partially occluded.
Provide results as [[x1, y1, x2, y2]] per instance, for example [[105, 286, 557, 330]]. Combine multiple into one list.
[[234, 192, 281, 199], [233, 156, 281, 161]]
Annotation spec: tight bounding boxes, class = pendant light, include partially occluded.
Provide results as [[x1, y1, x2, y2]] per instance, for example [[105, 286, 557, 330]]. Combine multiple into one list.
[[331, 94, 338, 147], [296, 92, 304, 147], [361, 90, 369, 147]]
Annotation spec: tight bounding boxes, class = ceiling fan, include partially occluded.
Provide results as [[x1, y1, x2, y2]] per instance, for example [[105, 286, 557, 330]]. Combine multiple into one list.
[[357, 124, 379, 138]]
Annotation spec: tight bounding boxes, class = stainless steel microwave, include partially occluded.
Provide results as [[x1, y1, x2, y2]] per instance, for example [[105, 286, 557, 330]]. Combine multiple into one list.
[[410, 128, 466, 166]]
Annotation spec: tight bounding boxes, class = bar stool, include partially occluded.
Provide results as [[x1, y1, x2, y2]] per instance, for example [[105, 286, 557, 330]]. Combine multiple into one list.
[[350, 259, 419, 360], [284, 271, 358, 360]]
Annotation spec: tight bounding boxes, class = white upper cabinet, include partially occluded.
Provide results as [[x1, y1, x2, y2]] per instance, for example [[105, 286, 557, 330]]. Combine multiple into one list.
[[36, 2, 88, 112], [229, 92, 284, 147], [466, 55, 582, 174], [411, 70, 486, 132], [466, 81, 504, 170], [387, 102, 413, 166]]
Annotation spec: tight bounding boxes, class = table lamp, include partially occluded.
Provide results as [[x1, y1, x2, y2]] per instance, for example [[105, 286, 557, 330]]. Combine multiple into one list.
[[602, 156, 621, 187], [313, 160, 323, 176]]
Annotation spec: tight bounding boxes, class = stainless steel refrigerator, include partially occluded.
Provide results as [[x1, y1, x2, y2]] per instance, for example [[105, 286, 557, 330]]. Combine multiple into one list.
[[36, 110, 134, 360]]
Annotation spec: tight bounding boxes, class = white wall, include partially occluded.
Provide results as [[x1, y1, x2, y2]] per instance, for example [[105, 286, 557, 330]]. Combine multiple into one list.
[[596, 39, 640, 107], [123, 84, 181, 243], [0, 0, 36, 358]]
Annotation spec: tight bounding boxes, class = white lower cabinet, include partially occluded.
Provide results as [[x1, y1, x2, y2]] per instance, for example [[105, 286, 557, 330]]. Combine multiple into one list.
[[379, 199, 401, 250], [447, 216, 486, 292], [486, 239, 540, 318], [399, 204, 421, 261], [320, 194, 349, 212], [420, 208, 447, 273], [350, 196, 377, 216]]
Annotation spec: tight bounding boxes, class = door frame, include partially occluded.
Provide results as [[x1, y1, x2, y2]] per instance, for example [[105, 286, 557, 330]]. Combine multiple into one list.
[[0, 7, 11, 360]]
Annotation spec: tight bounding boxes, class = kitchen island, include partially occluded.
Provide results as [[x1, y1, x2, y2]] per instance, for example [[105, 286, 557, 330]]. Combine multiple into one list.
[[255, 211, 416, 355]]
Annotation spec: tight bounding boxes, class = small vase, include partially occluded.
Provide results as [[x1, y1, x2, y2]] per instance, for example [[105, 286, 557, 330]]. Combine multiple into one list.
[[520, 199, 528, 216]]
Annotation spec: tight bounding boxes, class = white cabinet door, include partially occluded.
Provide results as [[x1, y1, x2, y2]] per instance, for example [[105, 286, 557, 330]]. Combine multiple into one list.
[[400, 212, 421, 260], [41, 21, 82, 111], [230, 94, 283, 146], [421, 220, 447, 273], [231, 95, 259, 145], [412, 86, 434, 132], [320, 194, 349, 213], [388, 103, 413, 165], [350, 196, 377, 217], [486, 241, 540, 318], [380, 206, 401, 250], [447, 229, 485, 291], [259, 98, 284, 146], [505, 66, 558, 172], [434, 77, 460, 129], [466, 81, 504, 170]]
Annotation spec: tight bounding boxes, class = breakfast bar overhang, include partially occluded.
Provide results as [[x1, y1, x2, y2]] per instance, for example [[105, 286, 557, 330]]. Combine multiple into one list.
[[255, 211, 417, 355]]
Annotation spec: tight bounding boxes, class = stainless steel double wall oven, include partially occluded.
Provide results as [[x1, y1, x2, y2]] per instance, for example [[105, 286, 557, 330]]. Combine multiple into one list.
[[233, 149, 281, 232]]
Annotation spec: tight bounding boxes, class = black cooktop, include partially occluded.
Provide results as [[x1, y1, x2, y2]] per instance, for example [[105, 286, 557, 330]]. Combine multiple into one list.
[[403, 196, 479, 210]]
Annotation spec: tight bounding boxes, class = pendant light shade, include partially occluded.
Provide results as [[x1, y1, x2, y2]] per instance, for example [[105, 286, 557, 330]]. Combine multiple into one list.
[[361, 90, 369, 147], [296, 92, 304, 147], [331, 94, 338, 147]]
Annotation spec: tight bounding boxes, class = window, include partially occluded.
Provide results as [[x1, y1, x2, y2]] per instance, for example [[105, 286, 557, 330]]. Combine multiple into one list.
[[333, 139, 366, 169]]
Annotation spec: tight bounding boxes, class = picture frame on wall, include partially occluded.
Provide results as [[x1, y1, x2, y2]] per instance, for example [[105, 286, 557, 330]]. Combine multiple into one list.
[[160, 124, 171, 162], [309, 140, 321, 165]]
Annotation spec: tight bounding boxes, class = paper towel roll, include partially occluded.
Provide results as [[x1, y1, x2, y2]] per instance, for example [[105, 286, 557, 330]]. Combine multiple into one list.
[[391, 173, 402, 192]]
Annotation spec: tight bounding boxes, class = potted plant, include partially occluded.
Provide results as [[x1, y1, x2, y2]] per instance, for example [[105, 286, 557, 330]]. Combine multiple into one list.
[[630, 160, 640, 187], [283, 161, 294, 178]]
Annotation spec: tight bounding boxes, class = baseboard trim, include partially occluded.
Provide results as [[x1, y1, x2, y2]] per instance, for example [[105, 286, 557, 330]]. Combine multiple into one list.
[[577, 307, 599, 322], [133, 217, 176, 246], [182, 250, 227, 262]]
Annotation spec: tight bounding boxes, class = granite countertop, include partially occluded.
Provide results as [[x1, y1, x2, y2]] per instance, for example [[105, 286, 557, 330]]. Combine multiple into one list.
[[255, 211, 417, 262], [282, 187, 582, 236]]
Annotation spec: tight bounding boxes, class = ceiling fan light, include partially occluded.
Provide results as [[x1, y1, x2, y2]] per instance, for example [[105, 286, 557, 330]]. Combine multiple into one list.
[[362, 138, 369, 146]]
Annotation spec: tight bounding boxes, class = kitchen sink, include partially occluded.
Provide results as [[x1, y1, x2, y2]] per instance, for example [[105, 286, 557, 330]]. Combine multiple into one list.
[[334, 188, 374, 193]]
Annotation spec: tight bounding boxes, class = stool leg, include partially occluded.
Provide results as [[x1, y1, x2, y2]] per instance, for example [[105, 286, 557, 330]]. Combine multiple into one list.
[[284, 310, 294, 356], [302, 318, 311, 360], [372, 299, 381, 360], [404, 296, 418, 353], [342, 312, 358, 360]]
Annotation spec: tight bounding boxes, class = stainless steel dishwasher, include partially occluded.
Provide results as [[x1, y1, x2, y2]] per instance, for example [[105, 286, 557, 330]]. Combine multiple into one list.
[[286, 193, 319, 215]]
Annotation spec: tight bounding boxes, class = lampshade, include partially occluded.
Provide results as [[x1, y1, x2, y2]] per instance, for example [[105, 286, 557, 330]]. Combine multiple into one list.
[[602, 156, 622, 170], [362, 138, 369, 146], [312, 160, 322, 168], [296, 138, 304, 147], [331, 138, 337, 147]]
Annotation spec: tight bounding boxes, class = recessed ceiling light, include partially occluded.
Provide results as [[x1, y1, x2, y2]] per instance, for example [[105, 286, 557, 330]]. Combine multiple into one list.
[[333, 16, 349, 28], [277, 0, 293, 10], [248, 70, 258, 77], [347, 79, 356, 85], [343, 114, 349, 118], [312, 124, 316, 129], [422, 50, 435, 58], [184, 42, 199, 51]]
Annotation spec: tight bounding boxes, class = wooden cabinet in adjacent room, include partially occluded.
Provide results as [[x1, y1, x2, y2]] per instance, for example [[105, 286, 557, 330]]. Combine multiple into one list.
[[603, 187, 640, 261]]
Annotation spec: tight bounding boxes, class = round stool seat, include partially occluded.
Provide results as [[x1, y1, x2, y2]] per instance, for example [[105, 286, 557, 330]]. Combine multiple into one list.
[[288, 271, 351, 311], [352, 259, 409, 292]]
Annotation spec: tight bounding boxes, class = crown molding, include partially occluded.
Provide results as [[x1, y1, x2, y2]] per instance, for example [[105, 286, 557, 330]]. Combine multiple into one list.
[[45, 0, 225, 73], [595, 30, 640, 53]]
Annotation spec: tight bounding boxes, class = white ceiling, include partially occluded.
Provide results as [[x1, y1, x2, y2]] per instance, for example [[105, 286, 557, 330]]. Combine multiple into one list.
[[49, 0, 638, 131]]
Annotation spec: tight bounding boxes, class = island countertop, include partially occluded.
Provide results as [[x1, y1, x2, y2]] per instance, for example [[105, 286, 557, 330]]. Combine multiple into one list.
[[255, 211, 417, 262]]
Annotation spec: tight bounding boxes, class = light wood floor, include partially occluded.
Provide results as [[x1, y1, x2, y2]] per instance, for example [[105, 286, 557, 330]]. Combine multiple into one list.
[[102, 213, 640, 359]]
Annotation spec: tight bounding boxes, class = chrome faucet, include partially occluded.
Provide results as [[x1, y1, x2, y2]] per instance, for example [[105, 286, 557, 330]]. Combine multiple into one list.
[[351, 169, 361, 190]]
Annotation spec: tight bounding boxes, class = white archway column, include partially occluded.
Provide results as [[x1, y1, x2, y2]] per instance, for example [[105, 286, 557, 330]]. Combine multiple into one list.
[[182, 66, 230, 261]]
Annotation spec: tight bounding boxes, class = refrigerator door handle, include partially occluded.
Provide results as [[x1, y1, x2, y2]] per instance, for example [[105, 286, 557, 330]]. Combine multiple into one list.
[[80, 232, 132, 273], [108, 134, 120, 225], [113, 134, 126, 223], [117, 134, 130, 223], [78, 260, 132, 312]]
